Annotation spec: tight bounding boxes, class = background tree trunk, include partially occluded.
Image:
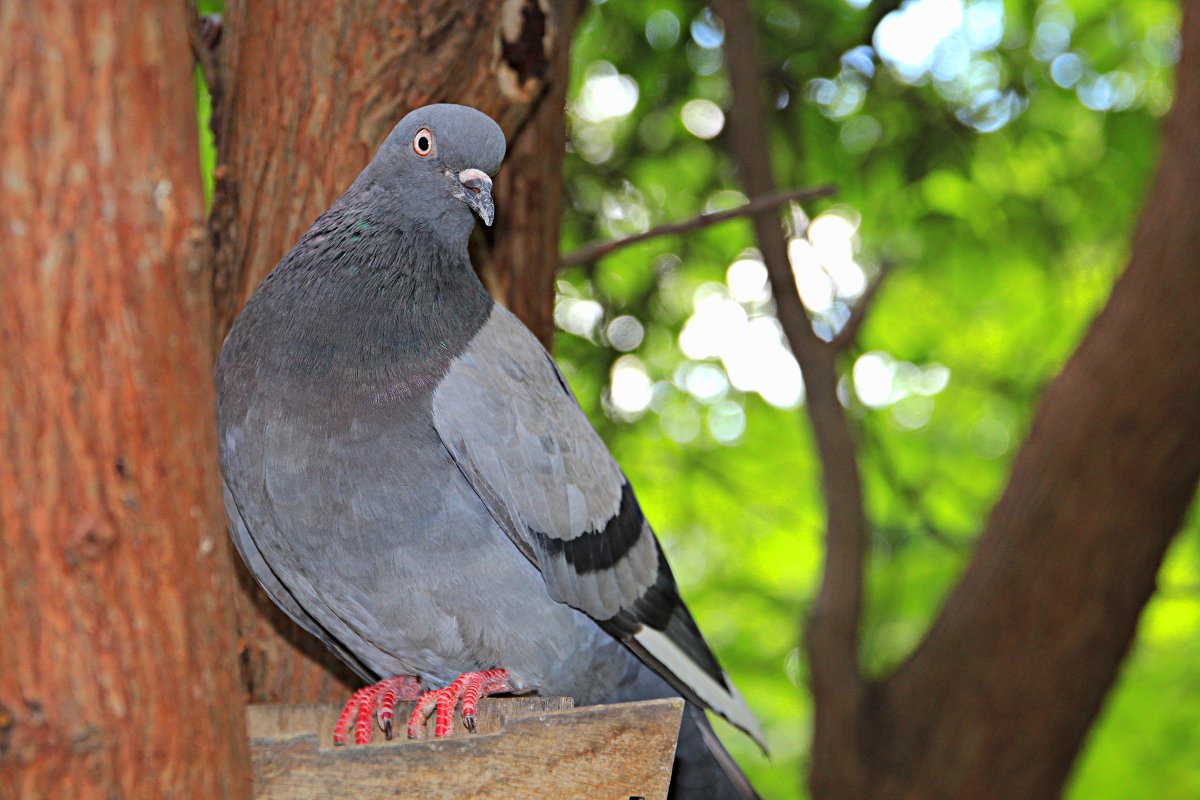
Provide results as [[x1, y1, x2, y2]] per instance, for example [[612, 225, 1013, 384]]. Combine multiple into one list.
[[807, 2, 1200, 797], [0, 2, 251, 796], [710, 0, 1198, 795], [207, 0, 581, 705]]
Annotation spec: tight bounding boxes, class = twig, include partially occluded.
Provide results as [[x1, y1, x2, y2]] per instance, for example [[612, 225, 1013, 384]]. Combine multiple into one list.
[[712, 0, 869, 766], [831, 259, 896, 352], [557, 185, 836, 269]]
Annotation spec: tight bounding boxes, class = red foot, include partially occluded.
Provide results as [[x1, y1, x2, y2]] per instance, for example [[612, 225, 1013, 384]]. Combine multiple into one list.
[[407, 669, 510, 739], [332, 675, 422, 746]]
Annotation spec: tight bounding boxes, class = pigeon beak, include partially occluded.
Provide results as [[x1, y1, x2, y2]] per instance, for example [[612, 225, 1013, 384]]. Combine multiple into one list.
[[457, 168, 495, 227]]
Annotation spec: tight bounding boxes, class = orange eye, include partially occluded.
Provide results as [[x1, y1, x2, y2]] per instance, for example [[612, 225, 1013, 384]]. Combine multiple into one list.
[[413, 128, 433, 156]]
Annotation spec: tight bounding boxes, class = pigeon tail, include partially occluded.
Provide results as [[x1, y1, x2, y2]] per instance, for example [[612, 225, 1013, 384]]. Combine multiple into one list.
[[605, 660, 762, 800], [675, 702, 763, 800]]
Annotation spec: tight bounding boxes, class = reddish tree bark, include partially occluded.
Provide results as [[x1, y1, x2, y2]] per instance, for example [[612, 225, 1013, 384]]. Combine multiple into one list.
[[0, 2, 251, 797], [206, 0, 581, 705]]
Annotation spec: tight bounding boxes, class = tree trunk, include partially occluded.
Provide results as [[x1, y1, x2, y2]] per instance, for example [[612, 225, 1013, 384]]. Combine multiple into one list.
[[809, 2, 1200, 797], [207, 0, 580, 705], [0, 2, 251, 797]]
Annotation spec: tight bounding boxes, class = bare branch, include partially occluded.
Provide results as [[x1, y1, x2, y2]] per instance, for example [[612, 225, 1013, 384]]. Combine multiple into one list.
[[557, 185, 836, 269], [711, 1, 870, 785], [831, 259, 896, 352]]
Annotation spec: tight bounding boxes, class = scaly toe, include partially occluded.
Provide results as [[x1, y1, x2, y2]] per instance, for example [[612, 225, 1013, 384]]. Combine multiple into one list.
[[332, 676, 422, 746], [405, 669, 511, 739]]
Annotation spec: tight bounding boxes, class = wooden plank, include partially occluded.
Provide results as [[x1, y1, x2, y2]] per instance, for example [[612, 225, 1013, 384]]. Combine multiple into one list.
[[247, 697, 684, 800]]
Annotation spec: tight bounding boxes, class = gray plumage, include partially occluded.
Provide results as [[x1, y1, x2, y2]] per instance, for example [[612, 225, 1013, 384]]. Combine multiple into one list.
[[216, 103, 763, 799]]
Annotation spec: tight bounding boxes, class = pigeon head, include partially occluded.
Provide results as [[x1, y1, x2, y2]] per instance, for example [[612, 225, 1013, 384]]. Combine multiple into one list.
[[366, 103, 506, 241]]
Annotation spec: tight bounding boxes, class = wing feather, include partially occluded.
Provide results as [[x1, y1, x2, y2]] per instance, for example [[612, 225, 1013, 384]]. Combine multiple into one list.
[[431, 306, 765, 748]]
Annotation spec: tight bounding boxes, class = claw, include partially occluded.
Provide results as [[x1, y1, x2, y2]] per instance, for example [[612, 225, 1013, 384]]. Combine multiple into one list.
[[406, 669, 510, 739], [332, 675, 423, 746]]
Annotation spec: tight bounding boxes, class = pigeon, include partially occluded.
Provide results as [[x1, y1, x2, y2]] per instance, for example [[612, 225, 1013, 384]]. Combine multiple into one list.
[[215, 103, 765, 799]]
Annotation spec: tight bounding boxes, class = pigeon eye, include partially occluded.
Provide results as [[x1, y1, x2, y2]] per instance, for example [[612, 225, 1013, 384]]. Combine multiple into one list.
[[413, 129, 433, 157]]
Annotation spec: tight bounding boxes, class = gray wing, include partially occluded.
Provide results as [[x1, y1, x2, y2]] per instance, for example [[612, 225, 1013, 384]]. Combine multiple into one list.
[[431, 305, 765, 747], [221, 477, 375, 682]]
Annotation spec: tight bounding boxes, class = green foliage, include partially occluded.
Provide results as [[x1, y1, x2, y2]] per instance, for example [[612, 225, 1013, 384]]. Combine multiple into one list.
[[559, 1, 1191, 797], [195, 65, 216, 208], [193, 0, 222, 208]]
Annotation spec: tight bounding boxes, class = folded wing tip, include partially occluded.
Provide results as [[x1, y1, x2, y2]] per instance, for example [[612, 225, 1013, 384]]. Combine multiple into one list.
[[634, 627, 768, 752], [723, 672, 769, 754]]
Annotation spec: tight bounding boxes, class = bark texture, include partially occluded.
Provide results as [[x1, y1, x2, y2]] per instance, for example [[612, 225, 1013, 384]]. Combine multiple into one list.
[[207, 0, 580, 704], [0, 2, 251, 797]]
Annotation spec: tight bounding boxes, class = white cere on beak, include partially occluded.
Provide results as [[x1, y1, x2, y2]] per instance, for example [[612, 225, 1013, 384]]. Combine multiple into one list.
[[454, 168, 495, 226], [457, 168, 492, 192]]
